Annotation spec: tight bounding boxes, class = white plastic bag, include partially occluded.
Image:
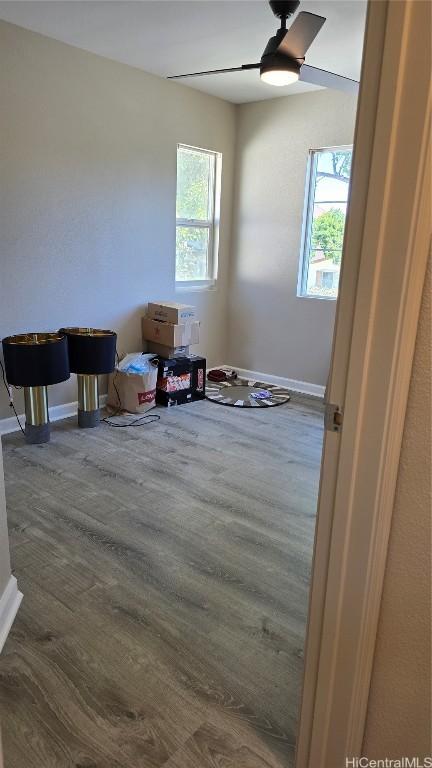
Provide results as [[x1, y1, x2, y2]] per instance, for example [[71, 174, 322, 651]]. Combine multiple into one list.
[[118, 353, 156, 374]]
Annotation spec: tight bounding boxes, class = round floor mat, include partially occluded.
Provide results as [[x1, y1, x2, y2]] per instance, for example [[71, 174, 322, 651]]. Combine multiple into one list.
[[205, 378, 290, 408]]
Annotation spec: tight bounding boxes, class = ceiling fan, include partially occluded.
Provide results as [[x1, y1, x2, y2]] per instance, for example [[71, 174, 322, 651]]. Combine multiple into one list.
[[168, 1, 358, 94]]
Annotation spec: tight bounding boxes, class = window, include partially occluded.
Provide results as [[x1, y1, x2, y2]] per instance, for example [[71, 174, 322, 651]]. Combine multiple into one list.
[[176, 144, 221, 286], [298, 146, 353, 299]]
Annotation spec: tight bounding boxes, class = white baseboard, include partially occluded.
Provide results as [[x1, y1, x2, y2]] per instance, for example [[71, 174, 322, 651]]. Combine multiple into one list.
[[0, 576, 22, 653], [213, 365, 325, 399], [0, 394, 108, 436], [0, 367, 323, 435]]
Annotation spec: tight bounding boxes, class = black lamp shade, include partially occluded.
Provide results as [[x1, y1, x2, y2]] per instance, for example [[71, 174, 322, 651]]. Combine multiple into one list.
[[2, 333, 70, 387], [60, 328, 117, 375]]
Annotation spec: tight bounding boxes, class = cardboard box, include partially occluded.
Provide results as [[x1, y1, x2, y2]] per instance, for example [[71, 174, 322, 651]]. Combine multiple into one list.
[[147, 301, 196, 325], [158, 390, 194, 407], [158, 371, 191, 393], [146, 342, 190, 359], [142, 317, 200, 347], [189, 355, 206, 397], [156, 356, 206, 406]]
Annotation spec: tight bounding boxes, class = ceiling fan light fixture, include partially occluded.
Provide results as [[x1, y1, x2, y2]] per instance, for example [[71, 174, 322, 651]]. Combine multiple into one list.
[[260, 67, 299, 86], [260, 52, 300, 87]]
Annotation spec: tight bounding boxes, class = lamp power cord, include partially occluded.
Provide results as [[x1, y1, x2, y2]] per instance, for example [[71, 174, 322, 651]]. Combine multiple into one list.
[[0, 358, 25, 435]]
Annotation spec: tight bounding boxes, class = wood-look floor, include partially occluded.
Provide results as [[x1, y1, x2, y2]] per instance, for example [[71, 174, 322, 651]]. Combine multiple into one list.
[[0, 394, 324, 768]]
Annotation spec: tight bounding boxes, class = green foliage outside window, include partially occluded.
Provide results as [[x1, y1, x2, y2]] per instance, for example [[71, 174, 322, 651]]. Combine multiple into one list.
[[176, 147, 214, 281], [311, 208, 346, 265], [176, 149, 210, 220], [176, 227, 209, 281]]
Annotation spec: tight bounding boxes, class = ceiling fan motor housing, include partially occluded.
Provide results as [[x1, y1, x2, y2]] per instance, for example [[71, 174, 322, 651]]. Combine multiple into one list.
[[269, 1, 300, 20], [260, 30, 301, 77], [260, 52, 301, 80]]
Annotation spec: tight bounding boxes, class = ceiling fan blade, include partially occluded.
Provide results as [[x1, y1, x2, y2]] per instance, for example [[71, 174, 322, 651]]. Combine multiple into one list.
[[168, 63, 260, 80], [277, 11, 326, 59], [300, 64, 359, 94]]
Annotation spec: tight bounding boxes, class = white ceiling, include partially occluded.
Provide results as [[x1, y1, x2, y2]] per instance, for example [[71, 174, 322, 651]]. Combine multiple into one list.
[[0, 1, 367, 104]]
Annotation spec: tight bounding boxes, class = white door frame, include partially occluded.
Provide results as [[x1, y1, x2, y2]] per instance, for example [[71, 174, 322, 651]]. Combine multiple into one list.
[[296, 1, 431, 766]]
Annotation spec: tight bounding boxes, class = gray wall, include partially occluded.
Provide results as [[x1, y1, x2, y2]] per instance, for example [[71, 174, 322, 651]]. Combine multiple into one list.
[[227, 90, 358, 386], [0, 21, 236, 419], [363, 257, 431, 758], [0, 21, 359, 416]]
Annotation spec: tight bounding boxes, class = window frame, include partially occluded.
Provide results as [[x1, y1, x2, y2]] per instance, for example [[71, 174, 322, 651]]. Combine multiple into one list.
[[297, 144, 353, 301], [175, 143, 221, 289]]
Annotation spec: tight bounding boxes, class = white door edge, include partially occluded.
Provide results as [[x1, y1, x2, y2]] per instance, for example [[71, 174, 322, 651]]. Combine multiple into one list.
[[296, 1, 432, 765]]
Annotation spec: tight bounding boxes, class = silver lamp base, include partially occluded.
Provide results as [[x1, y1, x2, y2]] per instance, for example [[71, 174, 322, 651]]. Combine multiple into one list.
[[77, 374, 100, 428], [24, 386, 50, 444]]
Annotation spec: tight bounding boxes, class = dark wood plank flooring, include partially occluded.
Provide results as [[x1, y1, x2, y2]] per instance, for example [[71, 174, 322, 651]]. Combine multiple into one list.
[[0, 394, 324, 767]]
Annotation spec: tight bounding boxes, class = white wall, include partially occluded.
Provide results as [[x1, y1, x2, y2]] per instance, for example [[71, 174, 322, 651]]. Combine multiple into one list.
[[0, 21, 236, 419], [227, 89, 358, 387], [362, 257, 431, 758]]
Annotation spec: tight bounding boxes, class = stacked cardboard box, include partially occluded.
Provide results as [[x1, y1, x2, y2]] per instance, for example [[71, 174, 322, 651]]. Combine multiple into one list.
[[142, 302, 206, 407], [142, 302, 200, 359]]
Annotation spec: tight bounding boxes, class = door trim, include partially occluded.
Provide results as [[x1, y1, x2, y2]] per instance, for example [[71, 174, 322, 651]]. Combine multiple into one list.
[[295, 1, 432, 765], [0, 576, 23, 654]]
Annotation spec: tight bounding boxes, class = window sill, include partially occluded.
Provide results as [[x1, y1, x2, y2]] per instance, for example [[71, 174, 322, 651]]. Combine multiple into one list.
[[297, 292, 338, 301], [175, 281, 217, 293]]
